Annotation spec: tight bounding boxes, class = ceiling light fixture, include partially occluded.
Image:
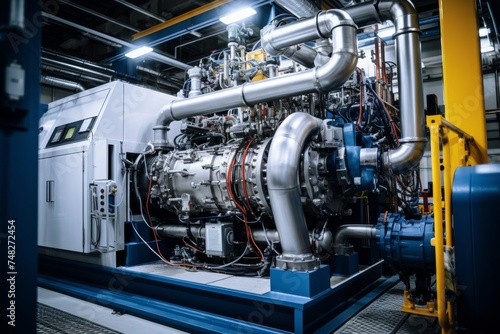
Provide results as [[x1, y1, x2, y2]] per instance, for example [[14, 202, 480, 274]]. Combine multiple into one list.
[[190, 30, 203, 38], [125, 46, 153, 59], [219, 7, 256, 25], [479, 27, 489, 38]]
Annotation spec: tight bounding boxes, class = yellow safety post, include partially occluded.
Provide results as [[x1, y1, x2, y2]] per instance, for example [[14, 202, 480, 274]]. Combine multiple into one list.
[[428, 116, 450, 333], [439, 0, 488, 167], [441, 125, 456, 329], [427, 115, 476, 334]]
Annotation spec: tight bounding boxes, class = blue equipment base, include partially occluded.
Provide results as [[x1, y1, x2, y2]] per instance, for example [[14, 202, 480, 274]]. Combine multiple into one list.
[[331, 253, 359, 276], [270, 265, 331, 297], [39, 255, 392, 333]]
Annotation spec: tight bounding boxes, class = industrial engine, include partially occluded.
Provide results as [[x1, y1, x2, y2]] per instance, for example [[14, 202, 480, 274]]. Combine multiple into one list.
[[35, 1, 500, 332], [131, 6, 431, 293], [39, 1, 436, 309]]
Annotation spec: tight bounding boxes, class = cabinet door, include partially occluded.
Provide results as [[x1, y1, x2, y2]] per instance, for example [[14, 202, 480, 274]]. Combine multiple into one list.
[[38, 152, 84, 252]]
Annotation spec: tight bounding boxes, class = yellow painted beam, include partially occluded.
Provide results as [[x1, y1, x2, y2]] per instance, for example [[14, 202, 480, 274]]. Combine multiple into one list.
[[439, 0, 488, 167], [427, 116, 451, 334], [132, 0, 232, 40]]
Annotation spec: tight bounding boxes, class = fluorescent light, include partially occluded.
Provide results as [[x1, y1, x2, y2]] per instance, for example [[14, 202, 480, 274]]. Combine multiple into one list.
[[481, 46, 494, 53], [190, 30, 203, 38], [479, 27, 489, 38], [376, 27, 395, 39], [125, 46, 153, 59], [220, 7, 256, 24]]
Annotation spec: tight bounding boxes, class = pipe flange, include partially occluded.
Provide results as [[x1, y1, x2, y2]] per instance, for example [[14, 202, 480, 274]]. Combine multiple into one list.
[[275, 255, 321, 271]]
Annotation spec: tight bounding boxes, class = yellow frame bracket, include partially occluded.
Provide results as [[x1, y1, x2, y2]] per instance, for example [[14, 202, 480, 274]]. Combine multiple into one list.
[[427, 114, 477, 334]]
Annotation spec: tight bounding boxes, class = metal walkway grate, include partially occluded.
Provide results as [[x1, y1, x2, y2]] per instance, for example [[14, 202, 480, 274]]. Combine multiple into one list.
[[37, 303, 123, 334], [335, 281, 439, 334]]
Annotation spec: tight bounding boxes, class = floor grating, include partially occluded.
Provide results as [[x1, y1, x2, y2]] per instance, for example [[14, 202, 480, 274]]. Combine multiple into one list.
[[37, 303, 123, 334], [334, 281, 440, 334]]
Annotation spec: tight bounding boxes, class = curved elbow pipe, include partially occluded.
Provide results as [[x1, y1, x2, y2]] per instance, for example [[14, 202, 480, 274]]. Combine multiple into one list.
[[267, 112, 323, 271], [154, 10, 357, 149], [333, 224, 377, 246], [345, 0, 427, 174]]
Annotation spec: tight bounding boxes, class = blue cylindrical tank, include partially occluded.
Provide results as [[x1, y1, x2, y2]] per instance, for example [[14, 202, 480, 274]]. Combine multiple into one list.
[[376, 213, 435, 274]]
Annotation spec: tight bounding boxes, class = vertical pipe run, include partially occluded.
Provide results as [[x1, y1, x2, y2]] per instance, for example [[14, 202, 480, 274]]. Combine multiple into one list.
[[267, 112, 323, 270], [345, 0, 427, 174], [9, 0, 25, 29]]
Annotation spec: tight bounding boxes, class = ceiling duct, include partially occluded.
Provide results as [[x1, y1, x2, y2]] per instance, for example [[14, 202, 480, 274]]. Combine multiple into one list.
[[274, 0, 319, 18], [41, 76, 85, 92]]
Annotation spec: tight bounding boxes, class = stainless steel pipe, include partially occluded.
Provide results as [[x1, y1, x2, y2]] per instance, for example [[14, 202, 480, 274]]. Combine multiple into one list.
[[346, 0, 427, 173], [154, 9, 358, 149]]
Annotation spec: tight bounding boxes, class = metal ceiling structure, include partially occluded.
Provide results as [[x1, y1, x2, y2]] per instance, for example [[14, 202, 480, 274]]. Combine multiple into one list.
[[40, 0, 499, 94]]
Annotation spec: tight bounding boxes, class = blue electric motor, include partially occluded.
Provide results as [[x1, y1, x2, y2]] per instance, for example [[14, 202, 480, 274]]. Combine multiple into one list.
[[375, 213, 435, 274]]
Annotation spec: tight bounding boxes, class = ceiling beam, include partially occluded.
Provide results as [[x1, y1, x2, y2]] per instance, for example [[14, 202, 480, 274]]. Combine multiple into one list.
[[114, 0, 165, 23], [132, 0, 232, 40], [60, 0, 139, 33], [42, 12, 191, 70]]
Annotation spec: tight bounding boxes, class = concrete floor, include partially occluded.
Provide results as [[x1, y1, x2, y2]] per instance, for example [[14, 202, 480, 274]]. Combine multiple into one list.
[[37, 287, 188, 334]]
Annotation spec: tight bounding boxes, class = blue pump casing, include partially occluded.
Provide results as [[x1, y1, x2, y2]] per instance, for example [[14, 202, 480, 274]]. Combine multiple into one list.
[[376, 213, 435, 274]]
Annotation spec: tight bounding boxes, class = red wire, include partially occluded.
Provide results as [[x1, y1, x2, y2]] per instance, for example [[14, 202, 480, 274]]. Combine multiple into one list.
[[226, 143, 264, 261]]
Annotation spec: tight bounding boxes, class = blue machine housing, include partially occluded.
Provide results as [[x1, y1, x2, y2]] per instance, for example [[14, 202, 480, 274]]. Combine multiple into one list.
[[375, 213, 435, 274], [452, 164, 500, 332]]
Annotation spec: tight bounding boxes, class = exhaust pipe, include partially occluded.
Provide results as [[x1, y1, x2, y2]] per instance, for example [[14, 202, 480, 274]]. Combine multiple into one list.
[[345, 0, 427, 173]]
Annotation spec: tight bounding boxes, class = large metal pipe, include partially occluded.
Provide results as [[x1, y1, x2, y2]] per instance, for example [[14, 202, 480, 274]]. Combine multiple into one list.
[[267, 113, 323, 270], [271, 0, 321, 68], [345, 0, 427, 173], [42, 57, 113, 80], [155, 225, 334, 254], [333, 224, 376, 246], [279, 44, 318, 68], [42, 49, 123, 77], [153, 9, 358, 148], [42, 65, 107, 84], [155, 224, 205, 240]]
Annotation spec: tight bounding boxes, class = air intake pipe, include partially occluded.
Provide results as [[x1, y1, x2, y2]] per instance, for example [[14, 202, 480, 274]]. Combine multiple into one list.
[[267, 112, 323, 270], [346, 0, 427, 173], [153, 9, 358, 149]]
